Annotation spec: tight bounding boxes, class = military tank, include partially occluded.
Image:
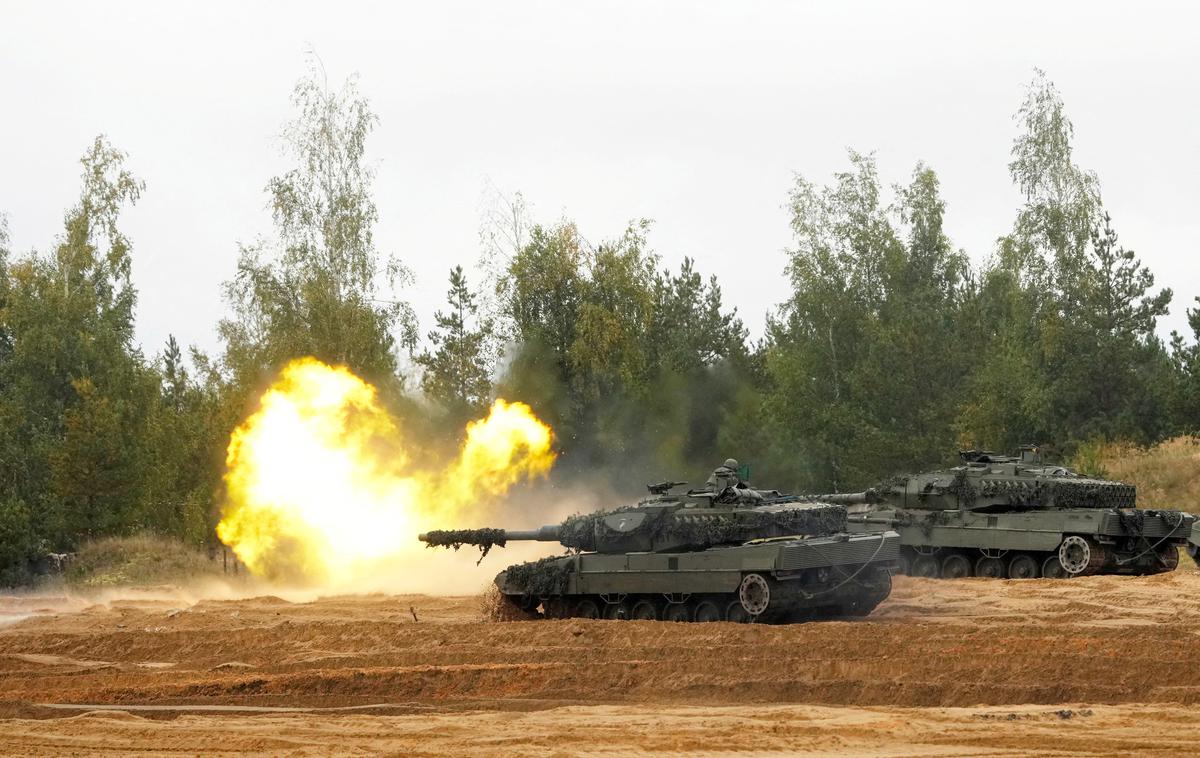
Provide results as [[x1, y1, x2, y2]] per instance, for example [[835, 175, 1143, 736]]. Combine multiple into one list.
[[826, 446, 1200, 579], [420, 480, 900, 623]]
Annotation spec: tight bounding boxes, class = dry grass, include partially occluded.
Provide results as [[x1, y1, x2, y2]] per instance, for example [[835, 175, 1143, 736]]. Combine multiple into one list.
[[65, 534, 224, 588], [1078, 436, 1200, 509]]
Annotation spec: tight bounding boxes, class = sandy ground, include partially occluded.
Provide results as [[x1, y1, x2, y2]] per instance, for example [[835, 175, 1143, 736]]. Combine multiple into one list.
[[3, 571, 1200, 755]]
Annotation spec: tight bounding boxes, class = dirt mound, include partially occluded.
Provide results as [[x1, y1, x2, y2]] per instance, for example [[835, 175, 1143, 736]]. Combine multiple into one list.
[[5, 570, 1200, 753], [479, 584, 535, 622], [4, 572, 1200, 710]]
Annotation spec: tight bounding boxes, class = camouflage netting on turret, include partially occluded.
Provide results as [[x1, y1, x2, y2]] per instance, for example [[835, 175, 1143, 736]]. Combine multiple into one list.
[[559, 501, 847, 552], [881, 470, 1139, 511], [978, 479, 1137, 509]]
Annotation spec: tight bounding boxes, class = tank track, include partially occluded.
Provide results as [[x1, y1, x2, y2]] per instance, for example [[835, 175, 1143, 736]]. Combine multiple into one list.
[[898, 542, 1179, 580]]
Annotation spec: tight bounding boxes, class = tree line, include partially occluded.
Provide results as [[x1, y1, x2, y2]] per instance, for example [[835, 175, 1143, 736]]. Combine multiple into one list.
[[1, 67, 1197, 583]]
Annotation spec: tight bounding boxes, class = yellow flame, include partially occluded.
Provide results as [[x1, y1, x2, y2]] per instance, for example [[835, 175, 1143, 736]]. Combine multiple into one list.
[[216, 357, 555, 584]]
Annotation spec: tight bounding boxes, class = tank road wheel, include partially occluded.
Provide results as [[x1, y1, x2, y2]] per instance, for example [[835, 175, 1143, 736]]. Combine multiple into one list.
[[663, 602, 690, 623], [975, 555, 1005, 579], [629, 599, 659, 621], [840, 573, 892, 618], [515, 594, 540, 613], [724, 599, 751, 623], [1154, 546, 1180, 573], [542, 597, 570, 619], [1041, 554, 1070, 579], [912, 554, 940, 578], [602, 600, 629, 620], [940, 553, 972, 579], [693, 599, 722, 623], [738, 573, 771, 618], [1058, 535, 1103, 576], [573, 598, 601, 619], [1007, 554, 1039, 580]]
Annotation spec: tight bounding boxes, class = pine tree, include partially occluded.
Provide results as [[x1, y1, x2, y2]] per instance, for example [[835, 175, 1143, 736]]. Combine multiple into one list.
[[417, 266, 492, 419], [162, 335, 186, 411], [1170, 300, 1200, 431], [1052, 214, 1172, 440]]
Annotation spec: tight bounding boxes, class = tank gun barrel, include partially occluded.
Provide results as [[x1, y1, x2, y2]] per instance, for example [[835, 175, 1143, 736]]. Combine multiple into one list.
[[418, 526, 565, 564], [418, 526, 562, 549], [806, 490, 881, 505]]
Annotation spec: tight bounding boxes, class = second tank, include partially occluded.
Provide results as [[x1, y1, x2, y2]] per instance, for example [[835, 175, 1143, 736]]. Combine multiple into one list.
[[825, 446, 1199, 579]]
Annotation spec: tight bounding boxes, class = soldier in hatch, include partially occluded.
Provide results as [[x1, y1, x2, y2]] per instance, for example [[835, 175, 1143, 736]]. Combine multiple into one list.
[[705, 458, 763, 504]]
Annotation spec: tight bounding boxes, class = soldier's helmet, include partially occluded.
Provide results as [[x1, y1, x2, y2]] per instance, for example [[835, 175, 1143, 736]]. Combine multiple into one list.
[[723, 458, 738, 470]]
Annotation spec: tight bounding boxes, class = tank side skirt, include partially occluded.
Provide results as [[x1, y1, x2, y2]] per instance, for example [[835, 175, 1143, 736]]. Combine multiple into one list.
[[895, 525, 1063, 552]]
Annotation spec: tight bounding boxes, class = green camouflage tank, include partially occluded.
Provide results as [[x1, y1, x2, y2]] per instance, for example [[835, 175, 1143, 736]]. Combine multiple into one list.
[[420, 480, 900, 623], [824, 446, 1199, 579]]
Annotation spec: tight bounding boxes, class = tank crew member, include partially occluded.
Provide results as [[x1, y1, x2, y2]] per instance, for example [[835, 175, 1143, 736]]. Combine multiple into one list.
[[706, 458, 764, 503], [706, 458, 742, 493]]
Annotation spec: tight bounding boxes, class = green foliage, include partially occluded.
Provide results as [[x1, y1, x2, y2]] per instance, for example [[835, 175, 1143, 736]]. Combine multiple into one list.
[[958, 72, 1173, 455], [1048, 214, 1172, 441], [417, 265, 493, 425], [761, 154, 969, 490], [219, 62, 415, 398], [493, 218, 750, 481], [0, 496, 33, 586], [0, 137, 153, 554], [65, 533, 222, 588], [138, 337, 227, 546], [1169, 299, 1200, 430], [0, 139, 224, 581], [1068, 439, 1112, 480], [750, 70, 1180, 490]]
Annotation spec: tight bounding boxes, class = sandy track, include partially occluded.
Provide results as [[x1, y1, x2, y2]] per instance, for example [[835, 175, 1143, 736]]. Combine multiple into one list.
[[3, 703, 1198, 757], [3, 572, 1200, 754]]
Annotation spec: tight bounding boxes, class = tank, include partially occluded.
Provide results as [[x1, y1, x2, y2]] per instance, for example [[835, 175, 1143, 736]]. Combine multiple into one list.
[[419, 481, 900, 623], [828, 446, 1200, 579]]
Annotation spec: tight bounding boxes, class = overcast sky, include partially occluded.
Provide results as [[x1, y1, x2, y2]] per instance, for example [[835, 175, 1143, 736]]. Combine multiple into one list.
[[2, 1, 1197, 362]]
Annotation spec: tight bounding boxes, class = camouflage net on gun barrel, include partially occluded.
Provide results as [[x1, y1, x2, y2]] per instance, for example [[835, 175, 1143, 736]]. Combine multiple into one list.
[[421, 528, 508, 563]]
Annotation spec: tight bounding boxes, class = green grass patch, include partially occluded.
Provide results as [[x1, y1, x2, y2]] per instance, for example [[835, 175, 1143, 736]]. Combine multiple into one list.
[[65, 534, 225, 587]]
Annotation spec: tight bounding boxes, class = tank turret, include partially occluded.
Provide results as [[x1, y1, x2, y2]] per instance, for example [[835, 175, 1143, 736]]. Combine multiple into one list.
[[420, 483, 849, 557], [420, 479, 900, 624], [872, 447, 1136, 512]]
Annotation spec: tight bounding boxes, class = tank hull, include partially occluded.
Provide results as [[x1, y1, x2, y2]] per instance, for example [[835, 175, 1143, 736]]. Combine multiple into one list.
[[847, 508, 1192, 578], [496, 531, 901, 623]]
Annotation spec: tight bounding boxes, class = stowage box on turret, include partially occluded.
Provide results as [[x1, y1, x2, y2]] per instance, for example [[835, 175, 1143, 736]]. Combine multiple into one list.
[[420, 478, 900, 623], [827, 446, 1200, 580]]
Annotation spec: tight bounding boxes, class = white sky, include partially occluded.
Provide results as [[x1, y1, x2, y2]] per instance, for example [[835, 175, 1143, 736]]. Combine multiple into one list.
[[1, 1, 1197, 361]]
